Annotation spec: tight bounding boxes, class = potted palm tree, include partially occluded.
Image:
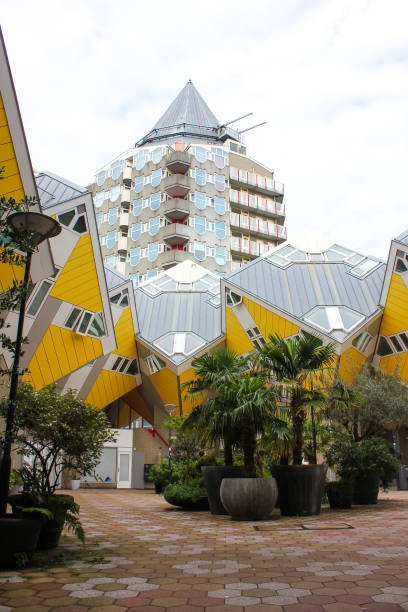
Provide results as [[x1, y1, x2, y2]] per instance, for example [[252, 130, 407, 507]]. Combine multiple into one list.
[[219, 371, 284, 520], [257, 334, 337, 516], [183, 349, 249, 514]]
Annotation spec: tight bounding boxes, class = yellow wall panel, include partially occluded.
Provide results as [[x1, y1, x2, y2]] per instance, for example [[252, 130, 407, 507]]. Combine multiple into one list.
[[150, 367, 179, 407], [25, 325, 102, 390], [379, 354, 408, 384], [179, 367, 199, 416], [86, 370, 137, 410], [112, 307, 137, 358], [0, 261, 23, 294], [380, 274, 408, 336], [225, 306, 254, 355], [50, 234, 103, 312], [243, 296, 299, 340], [0, 94, 24, 201], [338, 347, 367, 384]]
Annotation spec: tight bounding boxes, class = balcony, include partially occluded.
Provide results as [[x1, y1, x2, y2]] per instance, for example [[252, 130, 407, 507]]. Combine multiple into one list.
[[119, 212, 129, 227], [121, 188, 131, 205], [229, 189, 285, 221], [161, 222, 193, 246], [123, 166, 132, 184], [117, 235, 128, 252], [230, 212, 287, 242], [162, 174, 193, 198], [230, 236, 271, 258], [159, 249, 192, 268], [229, 167, 284, 197], [162, 197, 190, 220], [165, 150, 191, 175]]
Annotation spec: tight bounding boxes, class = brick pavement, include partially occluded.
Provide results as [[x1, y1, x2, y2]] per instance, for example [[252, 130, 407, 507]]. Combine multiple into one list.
[[1, 489, 408, 611]]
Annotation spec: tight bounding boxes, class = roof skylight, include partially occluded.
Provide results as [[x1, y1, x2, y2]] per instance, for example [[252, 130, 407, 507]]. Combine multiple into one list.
[[304, 306, 364, 340], [154, 332, 205, 359], [266, 243, 381, 277]]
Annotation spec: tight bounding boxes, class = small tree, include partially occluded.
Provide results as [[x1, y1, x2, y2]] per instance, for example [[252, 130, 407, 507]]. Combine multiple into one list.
[[327, 365, 408, 442], [1, 383, 115, 496]]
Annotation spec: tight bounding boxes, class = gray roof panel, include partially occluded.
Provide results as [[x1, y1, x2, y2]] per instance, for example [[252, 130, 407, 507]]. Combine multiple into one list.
[[35, 171, 87, 209], [104, 266, 129, 291], [395, 229, 408, 247], [226, 254, 386, 341]]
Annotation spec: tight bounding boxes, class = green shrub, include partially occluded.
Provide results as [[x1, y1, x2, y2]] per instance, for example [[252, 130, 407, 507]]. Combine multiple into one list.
[[163, 481, 207, 503]]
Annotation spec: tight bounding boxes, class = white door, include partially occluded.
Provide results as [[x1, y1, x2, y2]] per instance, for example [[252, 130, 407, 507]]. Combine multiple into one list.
[[117, 448, 132, 488]]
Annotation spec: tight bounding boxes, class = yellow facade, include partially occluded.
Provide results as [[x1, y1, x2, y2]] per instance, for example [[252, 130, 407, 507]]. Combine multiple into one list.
[[243, 296, 299, 340], [112, 308, 138, 358], [378, 272, 408, 383], [338, 346, 367, 384], [225, 307, 254, 355], [24, 325, 102, 390], [50, 234, 103, 313], [86, 370, 137, 410]]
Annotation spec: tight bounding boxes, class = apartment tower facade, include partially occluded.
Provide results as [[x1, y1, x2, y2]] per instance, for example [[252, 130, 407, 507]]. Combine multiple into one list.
[[90, 81, 286, 283]]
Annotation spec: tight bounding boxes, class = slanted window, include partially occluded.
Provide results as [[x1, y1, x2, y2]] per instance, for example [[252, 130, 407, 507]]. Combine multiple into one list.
[[377, 336, 393, 357], [26, 281, 53, 316], [65, 307, 82, 330], [226, 288, 242, 306], [145, 354, 166, 375], [352, 330, 374, 354], [246, 326, 266, 349], [394, 250, 408, 274]]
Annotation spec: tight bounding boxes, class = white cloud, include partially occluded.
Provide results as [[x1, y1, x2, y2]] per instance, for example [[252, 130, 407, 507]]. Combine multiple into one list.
[[1, 0, 407, 258]]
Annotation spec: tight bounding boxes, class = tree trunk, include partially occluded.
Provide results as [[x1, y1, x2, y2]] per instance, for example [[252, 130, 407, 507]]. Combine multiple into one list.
[[292, 408, 305, 466], [224, 439, 233, 466], [242, 424, 257, 477]]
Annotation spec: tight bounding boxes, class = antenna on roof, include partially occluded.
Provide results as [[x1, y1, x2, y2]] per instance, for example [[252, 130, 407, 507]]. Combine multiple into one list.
[[238, 121, 267, 134], [219, 112, 253, 128]]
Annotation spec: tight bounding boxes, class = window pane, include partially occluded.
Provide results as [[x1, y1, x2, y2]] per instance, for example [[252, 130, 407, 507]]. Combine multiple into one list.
[[131, 224, 141, 240], [195, 169, 206, 186], [58, 210, 75, 227], [27, 281, 52, 316], [149, 217, 160, 236], [377, 336, 393, 356], [87, 313, 106, 337], [112, 357, 122, 370], [151, 170, 162, 187], [130, 247, 140, 266], [78, 312, 92, 334], [195, 216, 206, 235], [214, 198, 226, 215], [152, 147, 163, 164], [215, 246, 227, 265], [65, 307, 82, 329], [134, 176, 144, 193], [96, 171, 106, 186], [194, 242, 206, 261], [133, 199, 143, 216], [95, 192, 105, 208], [215, 221, 226, 239], [194, 146, 206, 163], [111, 185, 121, 202], [108, 208, 118, 225], [119, 359, 129, 372], [399, 332, 408, 349], [194, 191, 206, 210], [148, 242, 159, 262], [214, 174, 226, 191], [390, 336, 403, 352], [126, 359, 139, 375], [150, 192, 161, 211]]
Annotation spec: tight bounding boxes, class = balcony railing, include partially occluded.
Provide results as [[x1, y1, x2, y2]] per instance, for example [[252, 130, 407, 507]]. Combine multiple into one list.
[[230, 212, 287, 240], [230, 236, 272, 257], [229, 189, 285, 217], [230, 167, 284, 195]]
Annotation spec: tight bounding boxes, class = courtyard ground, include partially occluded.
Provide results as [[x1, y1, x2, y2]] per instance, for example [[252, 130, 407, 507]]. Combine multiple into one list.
[[1, 489, 408, 611]]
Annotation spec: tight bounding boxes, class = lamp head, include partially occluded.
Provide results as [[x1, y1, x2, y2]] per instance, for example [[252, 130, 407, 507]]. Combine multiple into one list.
[[6, 211, 61, 251]]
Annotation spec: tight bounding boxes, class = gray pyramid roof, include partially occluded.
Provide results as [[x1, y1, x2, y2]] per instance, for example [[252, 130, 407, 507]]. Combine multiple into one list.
[[395, 229, 408, 247], [137, 81, 230, 146]]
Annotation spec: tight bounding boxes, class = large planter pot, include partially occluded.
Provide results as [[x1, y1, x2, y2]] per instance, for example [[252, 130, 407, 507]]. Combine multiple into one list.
[[68, 479, 81, 490], [326, 480, 354, 509], [353, 471, 380, 505], [163, 492, 209, 511], [0, 515, 42, 569], [220, 477, 278, 521], [8, 493, 74, 550], [272, 464, 328, 516], [201, 466, 247, 515]]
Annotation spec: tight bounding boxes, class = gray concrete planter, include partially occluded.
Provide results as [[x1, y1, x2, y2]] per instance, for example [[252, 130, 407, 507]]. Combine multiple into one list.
[[220, 477, 278, 521], [201, 466, 247, 515]]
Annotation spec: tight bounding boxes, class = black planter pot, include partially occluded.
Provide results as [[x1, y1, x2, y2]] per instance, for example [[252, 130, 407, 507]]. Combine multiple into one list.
[[8, 493, 74, 549], [272, 464, 328, 516], [326, 480, 354, 509], [220, 477, 278, 521], [0, 515, 42, 569], [353, 471, 379, 505], [163, 492, 209, 510], [201, 466, 247, 515]]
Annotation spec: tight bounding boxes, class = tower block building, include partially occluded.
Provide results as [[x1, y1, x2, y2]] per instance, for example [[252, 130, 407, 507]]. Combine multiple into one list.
[[89, 81, 286, 283]]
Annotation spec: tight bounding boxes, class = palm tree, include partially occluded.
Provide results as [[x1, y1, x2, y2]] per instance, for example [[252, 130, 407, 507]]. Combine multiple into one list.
[[182, 348, 249, 466], [230, 372, 283, 477], [257, 334, 337, 465]]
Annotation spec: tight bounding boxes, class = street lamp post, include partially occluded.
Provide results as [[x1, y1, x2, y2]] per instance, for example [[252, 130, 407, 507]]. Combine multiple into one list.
[[0, 211, 61, 515]]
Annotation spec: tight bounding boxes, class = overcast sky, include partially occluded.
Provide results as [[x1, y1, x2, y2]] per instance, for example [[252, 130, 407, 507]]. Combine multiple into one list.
[[2, 0, 407, 260]]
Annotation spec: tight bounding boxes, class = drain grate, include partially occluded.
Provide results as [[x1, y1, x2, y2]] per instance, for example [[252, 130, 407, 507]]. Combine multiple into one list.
[[254, 522, 354, 532]]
